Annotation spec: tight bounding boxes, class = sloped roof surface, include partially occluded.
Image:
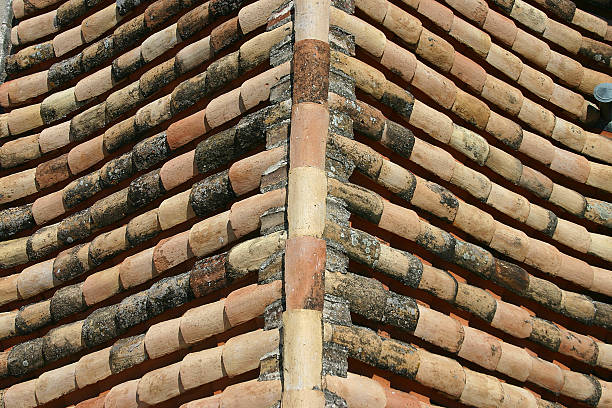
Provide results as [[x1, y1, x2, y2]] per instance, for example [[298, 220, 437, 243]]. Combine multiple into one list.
[[0, 0, 609, 406]]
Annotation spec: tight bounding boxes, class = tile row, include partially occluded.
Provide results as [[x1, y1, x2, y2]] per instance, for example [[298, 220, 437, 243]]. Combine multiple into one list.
[[360, 0, 609, 108], [0, 157, 286, 312], [485, 0, 612, 68], [0, 149, 284, 341], [1, 0, 284, 134], [327, 270, 610, 404], [0, 102, 278, 274], [518, 0, 612, 40], [331, 8, 612, 164], [0, 60, 289, 253], [0, 279, 281, 406], [330, 131, 612, 289], [329, 52, 612, 224], [0, 231, 285, 380], [11, 0, 134, 50], [325, 179, 612, 330], [327, 323, 588, 408], [331, 96, 612, 261], [322, 209, 611, 368]]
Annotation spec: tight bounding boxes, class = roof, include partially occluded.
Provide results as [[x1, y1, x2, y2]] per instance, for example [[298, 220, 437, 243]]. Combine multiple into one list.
[[0, 0, 609, 406]]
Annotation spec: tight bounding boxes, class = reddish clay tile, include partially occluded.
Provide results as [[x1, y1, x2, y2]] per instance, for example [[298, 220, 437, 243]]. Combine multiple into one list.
[[76, 65, 115, 102], [142, 24, 179, 62], [0, 350, 7, 377], [39, 121, 71, 153], [289, 103, 328, 169], [7, 71, 48, 104], [572, 9, 607, 37], [189, 211, 233, 257], [449, 17, 491, 58], [416, 29, 455, 72], [17, 259, 54, 299], [549, 185, 587, 220], [180, 300, 227, 344], [82, 266, 120, 305], [557, 253, 593, 290], [211, 17, 241, 53], [81, 4, 119, 43], [226, 281, 283, 325], [450, 52, 486, 93], [105, 380, 139, 408], [76, 392, 109, 408], [525, 240, 562, 277], [451, 89, 490, 129], [229, 147, 285, 196], [546, 52, 584, 89], [180, 347, 224, 390], [379, 39, 417, 83], [75, 347, 112, 388], [416, 350, 465, 397], [527, 357, 563, 392], [492, 300, 532, 338], [558, 328, 597, 364], [293, 39, 330, 104], [32, 190, 65, 225], [483, 9, 517, 46], [447, 0, 488, 26], [481, 75, 523, 116], [550, 147, 590, 183], [543, 19, 581, 55], [418, 0, 454, 31], [382, 3, 423, 46], [138, 363, 182, 405], [550, 84, 584, 118], [205, 88, 243, 129], [412, 177, 458, 221], [490, 224, 529, 262], [166, 110, 207, 149], [17, 10, 57, 44], [8, 103, 43, 135], [551, 117, 585, 152], [182, 395, 221, 408], [458, 327, 501, 370], [379, 201, 420, 241], [36, 154, 70, 189], [512, 30, 550, 69], [450, 163, 492, 200], [285, 236, 325, 310], [53, 25, 84, 57], [67, 135, 105, 175], [0, 274, 19, 306], [160, 150, 197, 191], [410, 139, 455, 181], [485, 111, 522, 149], [412, 61, 457, 109], [220, 378, 281, 408], [415, 305, 464, 352], [517, 66, 554, 100], [229, 189, 286, 238], [592, 266, 612, 298], [453, 202, 495, 243], [519, 167, 553, 199], [518, 130, 554, 165], [356, 0, 388, 22], [119, 247, 156, 289], [4, 379, 38, 408], [487, 184, 529, 222], [145, 318, 183, 358], [408, 100, 452, 143], [517, 99, 555, 136], [177, 37, 212, 74], [460, 370, 503, 407], [153, 231, 193, 272]]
